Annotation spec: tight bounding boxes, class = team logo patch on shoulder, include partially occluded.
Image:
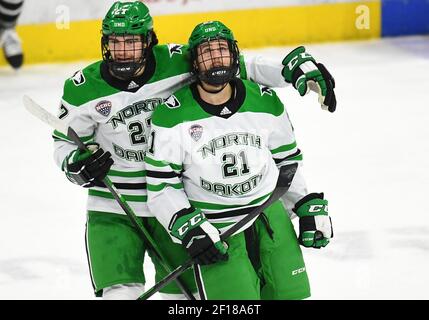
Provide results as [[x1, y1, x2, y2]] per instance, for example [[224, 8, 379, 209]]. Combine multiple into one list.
[[95, 100, 112, 117], [258, 84, 273, 96], [71, 70, 85, 86], [189, 124, 203, 141], [168, 43, 183, 57], [58, 104, 69, 120], [164, 95, 181, 109]]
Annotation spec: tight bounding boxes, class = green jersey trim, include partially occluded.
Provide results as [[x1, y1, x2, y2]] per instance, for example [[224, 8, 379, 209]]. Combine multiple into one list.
[[62, 61, 121, 107], [147, 182, 184, 192], [148, 44, 191, 84], [88, 189, 147, 202], [189, 192, 271, 210], [270, 141, 297, 154], [286, 154, 303, 162], [151, 87, 208, 128], [145, 156, 182, 171], [152, 79, 284, 129], [53, 130, 94, 143]]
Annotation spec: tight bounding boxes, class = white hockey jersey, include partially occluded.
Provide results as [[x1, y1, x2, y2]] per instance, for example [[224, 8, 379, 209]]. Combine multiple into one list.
[[53, 44, 290, 217], [146, 78, 308, 239]]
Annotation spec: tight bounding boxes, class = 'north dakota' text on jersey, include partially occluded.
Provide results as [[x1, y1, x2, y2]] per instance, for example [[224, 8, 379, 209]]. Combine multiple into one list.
[[197, 132, 262, 159], [107, 98, 162, 129], [200, 173, 263, 197]]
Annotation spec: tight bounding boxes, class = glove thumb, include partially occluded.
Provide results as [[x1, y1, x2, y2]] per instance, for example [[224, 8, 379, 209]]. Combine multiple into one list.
[[295, 75, 309, 97]]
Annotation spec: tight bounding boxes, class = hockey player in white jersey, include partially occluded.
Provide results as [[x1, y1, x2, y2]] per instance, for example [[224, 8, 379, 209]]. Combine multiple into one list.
[[53, 1, 336, 299], [145, 21, 333, 299]]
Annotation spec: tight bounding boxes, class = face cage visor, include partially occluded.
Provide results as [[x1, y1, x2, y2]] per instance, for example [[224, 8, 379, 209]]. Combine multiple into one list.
[[101, 33, 151, 80], [192, 37, 240, 87]]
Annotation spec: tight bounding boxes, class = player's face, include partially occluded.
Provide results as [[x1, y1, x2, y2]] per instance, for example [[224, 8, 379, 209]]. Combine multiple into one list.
[[196, 39, 232, 72], [108, 35, 144, 62]]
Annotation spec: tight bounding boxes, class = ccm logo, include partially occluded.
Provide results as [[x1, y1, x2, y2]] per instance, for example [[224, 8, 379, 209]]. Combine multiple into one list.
[[177, 213, 203, 237], [287, 52, 313, 70], [292, 267, 306, 276]]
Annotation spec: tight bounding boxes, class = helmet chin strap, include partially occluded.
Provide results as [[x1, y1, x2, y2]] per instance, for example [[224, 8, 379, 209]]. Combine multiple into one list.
[[110, 60, 145, 80], [197, 79, 228, 94], [197, 65, 234, 93]]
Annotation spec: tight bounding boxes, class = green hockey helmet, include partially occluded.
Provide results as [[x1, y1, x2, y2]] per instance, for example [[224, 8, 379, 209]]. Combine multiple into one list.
[[189, 21, 240, 88], [102, 1, 153, 36], [189, 21, 235, 50], [101, 1, 156, 80]]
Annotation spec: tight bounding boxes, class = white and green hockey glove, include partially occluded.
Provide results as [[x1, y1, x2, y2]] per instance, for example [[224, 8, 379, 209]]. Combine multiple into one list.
[[63, 142, 113, 188], [282, 46, 336, 112], [169, 207, 228, 265], [293, 193, 333, 248]]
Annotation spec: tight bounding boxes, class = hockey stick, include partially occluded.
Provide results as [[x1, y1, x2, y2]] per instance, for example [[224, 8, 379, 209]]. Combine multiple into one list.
[[137, 163, 298, 300], [23, 95, 196, 300]]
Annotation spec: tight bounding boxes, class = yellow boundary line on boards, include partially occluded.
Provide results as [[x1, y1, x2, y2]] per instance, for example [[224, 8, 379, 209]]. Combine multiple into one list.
[[0, 1, 380, 66]]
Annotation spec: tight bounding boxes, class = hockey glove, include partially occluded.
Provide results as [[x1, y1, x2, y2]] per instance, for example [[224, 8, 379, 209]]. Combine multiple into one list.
[[293, 193, 333, 248], [64, 142, 113, 188], [169, 208, 228, 265], [282, 46, 336, 112]]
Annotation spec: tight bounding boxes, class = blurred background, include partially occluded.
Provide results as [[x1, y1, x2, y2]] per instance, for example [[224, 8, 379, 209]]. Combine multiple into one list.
[[0, 0, 428, 299]]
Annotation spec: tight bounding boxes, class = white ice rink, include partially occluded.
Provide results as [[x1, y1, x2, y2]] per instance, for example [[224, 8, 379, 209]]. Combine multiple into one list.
[[0, 36, 428, 299]]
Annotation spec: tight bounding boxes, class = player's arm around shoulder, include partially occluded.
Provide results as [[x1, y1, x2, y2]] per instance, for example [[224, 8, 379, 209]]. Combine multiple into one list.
[[281, 46, 336, 112], [239, 53, 285, 88], [151, 43, 192, 78], [241, 47, 337, 112]]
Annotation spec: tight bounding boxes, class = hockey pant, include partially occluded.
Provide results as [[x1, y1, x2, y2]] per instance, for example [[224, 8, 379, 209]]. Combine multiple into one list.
[[85, 211, 197, 297], [192, 200, 311, 300]]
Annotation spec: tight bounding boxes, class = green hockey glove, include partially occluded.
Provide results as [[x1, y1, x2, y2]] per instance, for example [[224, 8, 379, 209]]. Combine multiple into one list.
[[293, 193, 333, 248], [282, 46, 336, 112], [169, 207, 228, 265]]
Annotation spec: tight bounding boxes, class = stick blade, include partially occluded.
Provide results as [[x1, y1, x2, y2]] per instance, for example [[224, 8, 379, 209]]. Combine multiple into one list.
[[23, 94, 67, 134]]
